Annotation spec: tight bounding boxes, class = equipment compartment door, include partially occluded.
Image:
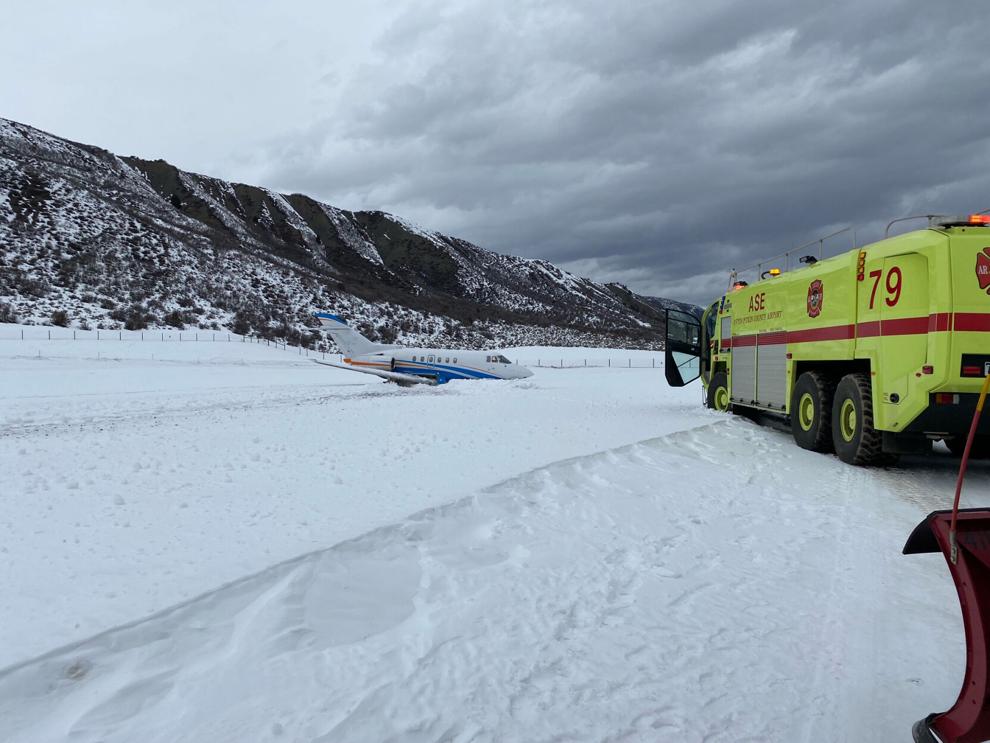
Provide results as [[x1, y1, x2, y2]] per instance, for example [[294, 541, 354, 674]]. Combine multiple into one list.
[[731, 340, 756, 405], [879, 253, 929, 373], [756, 338, 787, 409]]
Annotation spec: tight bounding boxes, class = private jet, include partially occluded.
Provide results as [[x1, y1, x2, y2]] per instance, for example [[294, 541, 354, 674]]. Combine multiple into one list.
[[312, 313, 533, 386]]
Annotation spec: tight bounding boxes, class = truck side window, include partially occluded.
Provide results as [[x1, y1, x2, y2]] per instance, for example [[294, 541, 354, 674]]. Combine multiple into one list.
[[720, 317, 731, 343]]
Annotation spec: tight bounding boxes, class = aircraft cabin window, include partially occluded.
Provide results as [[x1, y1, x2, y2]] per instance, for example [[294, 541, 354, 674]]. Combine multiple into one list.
[[445, 357, 450, 363], [452, 357, 457, 363], [428, 355, 435, 362]]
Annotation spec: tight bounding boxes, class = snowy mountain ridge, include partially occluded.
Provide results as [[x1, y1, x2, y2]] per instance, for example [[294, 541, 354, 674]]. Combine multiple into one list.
[[0, 117, 696, 350]]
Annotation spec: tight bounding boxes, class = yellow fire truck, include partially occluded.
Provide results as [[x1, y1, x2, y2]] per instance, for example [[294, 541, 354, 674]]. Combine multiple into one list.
[[664, 214, 990, 464]]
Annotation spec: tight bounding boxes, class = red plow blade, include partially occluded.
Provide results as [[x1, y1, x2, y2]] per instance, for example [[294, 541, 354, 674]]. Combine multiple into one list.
[[905, 508, 990, 743]]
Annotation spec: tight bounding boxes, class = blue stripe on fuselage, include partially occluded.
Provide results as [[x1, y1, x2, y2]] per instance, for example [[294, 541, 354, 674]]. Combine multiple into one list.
[[392, 361, 501, 382]]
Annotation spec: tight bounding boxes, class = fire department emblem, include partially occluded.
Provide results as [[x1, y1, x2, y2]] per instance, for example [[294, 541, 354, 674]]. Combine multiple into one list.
[[807, 279, 824, 318], [978, 247, 990, 294]]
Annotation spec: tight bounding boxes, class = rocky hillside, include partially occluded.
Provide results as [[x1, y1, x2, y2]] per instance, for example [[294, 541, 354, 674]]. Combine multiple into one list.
[[0, 117, 695, 351]]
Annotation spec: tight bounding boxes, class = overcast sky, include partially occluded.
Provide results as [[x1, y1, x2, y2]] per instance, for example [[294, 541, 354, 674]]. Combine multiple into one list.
[[4, 1, 990, 304]]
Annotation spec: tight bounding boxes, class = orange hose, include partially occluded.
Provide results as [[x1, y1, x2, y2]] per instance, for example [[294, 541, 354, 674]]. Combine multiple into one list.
[[950, 373, 990, 563]]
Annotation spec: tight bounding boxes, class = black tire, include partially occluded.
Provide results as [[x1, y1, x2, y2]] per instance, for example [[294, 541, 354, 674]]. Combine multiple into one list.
[[831, 373, 885, 465], [790, 371, 834, 452], [706, 372, 731, 412], [945, 435, 990, 459]]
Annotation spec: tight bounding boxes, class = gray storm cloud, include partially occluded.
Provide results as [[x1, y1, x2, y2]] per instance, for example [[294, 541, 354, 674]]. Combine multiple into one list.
[[254, 0, 990, 304], [4, 0, 989, 304]]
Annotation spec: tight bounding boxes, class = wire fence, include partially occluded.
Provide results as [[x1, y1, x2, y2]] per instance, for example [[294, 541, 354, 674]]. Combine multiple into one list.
[[0, 326, 246, 343], [516, 358, 662, 369], [0, 327, 664, 368]]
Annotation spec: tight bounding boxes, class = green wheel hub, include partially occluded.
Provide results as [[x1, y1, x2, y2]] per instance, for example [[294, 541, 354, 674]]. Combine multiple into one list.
[[713, 385, 730, 412], [798, 392, 815, 432], [839, 398, 858, 443]]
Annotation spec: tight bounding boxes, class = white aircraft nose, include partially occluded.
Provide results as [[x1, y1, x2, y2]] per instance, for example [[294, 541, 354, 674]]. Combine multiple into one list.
[[517, 366, 534, 379]]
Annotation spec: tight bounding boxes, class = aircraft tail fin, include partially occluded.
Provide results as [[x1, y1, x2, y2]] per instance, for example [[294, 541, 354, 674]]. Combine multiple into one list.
[[315, 313, 393, 357]]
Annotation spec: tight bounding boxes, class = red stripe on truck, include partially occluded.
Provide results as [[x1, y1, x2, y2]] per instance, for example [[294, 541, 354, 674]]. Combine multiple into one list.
[[929, 312, 952, 332], [786, 325, 856, 344], [954, 313, 990, 332], [726, 312, 989, 348], [757, 331, 788, 346], [857, 316, 930, 338]]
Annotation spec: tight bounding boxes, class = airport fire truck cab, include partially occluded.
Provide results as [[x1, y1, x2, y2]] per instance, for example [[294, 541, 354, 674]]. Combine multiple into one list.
[[664, 214, 990, 464]]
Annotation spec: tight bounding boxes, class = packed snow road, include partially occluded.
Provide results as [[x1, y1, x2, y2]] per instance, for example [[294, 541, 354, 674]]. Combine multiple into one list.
[[1, 333, 989, 742]]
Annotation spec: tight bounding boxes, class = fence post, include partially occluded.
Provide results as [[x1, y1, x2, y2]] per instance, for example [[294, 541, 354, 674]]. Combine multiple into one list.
[[21, 329, 23, 340], [179, 333, 182, 342], [141, 332, 144, 341], [48, 330, 51, 340], [628, 359, 631, 368], [73, 330, 76, 340], [97, 330, 100, 340], [652, 358, 655, 368], [119, 331, 122, 340], [608, 358, 611, 367], [161, 332, 164, 341]]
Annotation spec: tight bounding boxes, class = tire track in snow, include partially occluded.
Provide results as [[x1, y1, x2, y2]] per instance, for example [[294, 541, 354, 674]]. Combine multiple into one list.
[[0, 383, 419, 439]]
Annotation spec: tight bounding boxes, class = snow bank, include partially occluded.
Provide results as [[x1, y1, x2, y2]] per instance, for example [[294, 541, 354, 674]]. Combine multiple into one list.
[[1, 418, 985, 742]]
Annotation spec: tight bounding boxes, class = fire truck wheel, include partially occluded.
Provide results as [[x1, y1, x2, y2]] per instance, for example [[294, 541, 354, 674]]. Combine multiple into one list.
[[790, 371, 834, 452], [832, 373, 884, 465], [706, 372, 731, 412]]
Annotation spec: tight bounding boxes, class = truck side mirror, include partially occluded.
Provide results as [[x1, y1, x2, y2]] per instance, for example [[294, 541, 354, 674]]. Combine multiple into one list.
[[664, 309, 702, 387]]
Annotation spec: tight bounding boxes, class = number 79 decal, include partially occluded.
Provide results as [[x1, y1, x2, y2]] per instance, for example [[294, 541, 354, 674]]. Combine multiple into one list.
[[868, 266, 902, 308]]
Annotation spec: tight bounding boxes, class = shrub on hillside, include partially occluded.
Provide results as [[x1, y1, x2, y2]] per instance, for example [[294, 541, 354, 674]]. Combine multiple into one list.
[[0, 302, 17, 323], [231, 311, 251, 336], [124, 304, 151, 331], [51, 309, 69, 327], [164, 310, 185, 329]]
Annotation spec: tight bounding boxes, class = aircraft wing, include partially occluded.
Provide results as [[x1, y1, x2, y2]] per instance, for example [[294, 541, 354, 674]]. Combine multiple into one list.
[[311, 359, 437, 386]]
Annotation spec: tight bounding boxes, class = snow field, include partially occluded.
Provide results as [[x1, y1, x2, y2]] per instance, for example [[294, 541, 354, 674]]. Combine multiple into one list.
[[1, 417, 984, 742], [0, 334, 684, 668], [2, 331, 989, 742]]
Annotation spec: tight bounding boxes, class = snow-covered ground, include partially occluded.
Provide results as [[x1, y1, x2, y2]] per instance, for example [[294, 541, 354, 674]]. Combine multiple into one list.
[[1, 329, 987, 742]]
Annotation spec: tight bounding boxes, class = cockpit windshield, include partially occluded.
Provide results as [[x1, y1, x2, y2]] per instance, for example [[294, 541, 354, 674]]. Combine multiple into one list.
[[496, 355, 511, 364]]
